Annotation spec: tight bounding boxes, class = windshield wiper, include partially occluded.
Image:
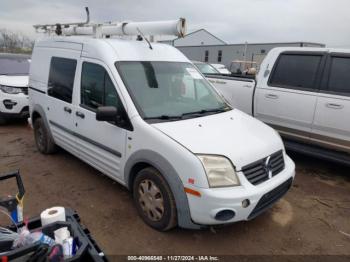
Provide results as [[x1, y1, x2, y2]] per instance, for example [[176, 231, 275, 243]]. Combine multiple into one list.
[[144, 115, 182, 121], [144, 107, 231, 121], [181, 106, 231, 117]]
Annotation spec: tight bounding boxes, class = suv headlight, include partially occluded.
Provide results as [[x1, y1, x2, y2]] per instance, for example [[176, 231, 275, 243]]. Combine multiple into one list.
[[197, 155, 240, 187], [0, 85, 23, 94]]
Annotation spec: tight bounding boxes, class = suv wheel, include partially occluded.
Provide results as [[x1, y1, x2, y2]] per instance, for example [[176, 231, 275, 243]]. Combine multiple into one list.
[[0, 115, 6, 125], [33, 118, 57, 154], [133, 167, 177, 231]]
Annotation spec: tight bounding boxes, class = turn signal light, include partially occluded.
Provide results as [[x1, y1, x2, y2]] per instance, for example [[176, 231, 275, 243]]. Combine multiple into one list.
[[184, 187, 201, 197]]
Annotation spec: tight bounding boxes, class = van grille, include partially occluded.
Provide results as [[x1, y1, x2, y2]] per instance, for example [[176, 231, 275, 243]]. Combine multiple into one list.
[[242, 150, 285, 185]]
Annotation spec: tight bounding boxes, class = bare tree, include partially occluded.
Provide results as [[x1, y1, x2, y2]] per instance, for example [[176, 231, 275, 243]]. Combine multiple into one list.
[[0, 28, 34, 53]]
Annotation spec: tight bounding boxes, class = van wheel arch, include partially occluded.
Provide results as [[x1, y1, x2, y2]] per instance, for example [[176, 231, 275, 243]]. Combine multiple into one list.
[[31, 111, 41, 124], [128, 162, 153, 192], [33, 114, 57, 154], [124, 151, 201, 229]]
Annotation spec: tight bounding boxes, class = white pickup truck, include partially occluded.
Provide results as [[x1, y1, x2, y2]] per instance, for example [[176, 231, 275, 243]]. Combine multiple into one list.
[[207, 47, 350, 165]]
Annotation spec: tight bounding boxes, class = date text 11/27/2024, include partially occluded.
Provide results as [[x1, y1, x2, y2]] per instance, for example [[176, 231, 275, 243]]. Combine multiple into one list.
[[127, 255, 220, 261]]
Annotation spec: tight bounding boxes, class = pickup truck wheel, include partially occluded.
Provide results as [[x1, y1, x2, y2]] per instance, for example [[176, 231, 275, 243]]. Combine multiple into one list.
[[133, 167, 177, 231], [33, 118, 57, 154]]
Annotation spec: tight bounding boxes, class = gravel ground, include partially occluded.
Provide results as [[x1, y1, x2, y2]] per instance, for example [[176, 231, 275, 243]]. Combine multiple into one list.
[[0, 121, 349, 259]]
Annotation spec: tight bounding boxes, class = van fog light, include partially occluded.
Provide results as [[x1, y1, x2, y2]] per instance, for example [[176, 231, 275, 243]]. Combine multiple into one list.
[[242, 199, 250, 208], [214, 210, 235, 221]]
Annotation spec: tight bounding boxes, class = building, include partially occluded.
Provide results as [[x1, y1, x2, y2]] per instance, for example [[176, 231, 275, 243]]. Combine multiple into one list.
[[160, 29, 325, 71]]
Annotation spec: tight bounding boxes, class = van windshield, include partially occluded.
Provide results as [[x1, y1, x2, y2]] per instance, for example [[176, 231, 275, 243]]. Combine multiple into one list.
[[116, 61, 230, 121]]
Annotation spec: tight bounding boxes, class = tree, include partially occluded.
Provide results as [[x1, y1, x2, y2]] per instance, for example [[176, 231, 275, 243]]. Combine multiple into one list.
[[0, 29, 34, 53]]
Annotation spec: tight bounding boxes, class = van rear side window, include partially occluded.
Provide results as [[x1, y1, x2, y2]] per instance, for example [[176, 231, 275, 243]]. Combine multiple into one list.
[[269, 54, 322, 90], [48, 57, 77, 103]]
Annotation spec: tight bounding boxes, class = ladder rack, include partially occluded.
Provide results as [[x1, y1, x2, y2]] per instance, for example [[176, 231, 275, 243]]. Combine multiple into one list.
[[33, 7, 186, 38]]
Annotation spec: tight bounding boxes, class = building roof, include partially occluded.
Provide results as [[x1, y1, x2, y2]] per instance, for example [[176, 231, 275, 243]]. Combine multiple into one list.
[[159, 29, 325, 48], [159, 29, 227, 46], [174, 29, 227, 45]]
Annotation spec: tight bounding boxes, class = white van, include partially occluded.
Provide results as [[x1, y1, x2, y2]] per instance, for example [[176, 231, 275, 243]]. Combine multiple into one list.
[[0, 54, 30, 124], [29, 35, 295, 230]]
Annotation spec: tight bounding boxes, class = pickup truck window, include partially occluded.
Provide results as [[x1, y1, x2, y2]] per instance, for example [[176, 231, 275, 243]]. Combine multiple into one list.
[[116, 61, 228, 120], [327, 56, 350, 95], [81, 62, 122, 110], [269, 54, 322, 90], [48, 57, 77, 103], [194, 63, 219, 74]]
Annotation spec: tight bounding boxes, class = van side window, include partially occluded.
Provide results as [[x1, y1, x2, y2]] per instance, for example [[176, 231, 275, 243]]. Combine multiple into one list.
[[48, 57, 77, 103], [269, 54, 322, 90], [327, 56, 350, 95], [81, 62, 121, 110]]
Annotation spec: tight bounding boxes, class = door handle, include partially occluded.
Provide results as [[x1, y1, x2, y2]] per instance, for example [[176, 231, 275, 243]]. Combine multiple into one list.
[[265, 94, 279, 99], [64, 106, 72, 114], [326, 103, 344, 109], [76, 111, 85, 119]]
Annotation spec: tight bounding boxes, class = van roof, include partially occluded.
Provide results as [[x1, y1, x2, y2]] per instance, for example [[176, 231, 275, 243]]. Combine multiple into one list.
[[35, 36, 189, 62]]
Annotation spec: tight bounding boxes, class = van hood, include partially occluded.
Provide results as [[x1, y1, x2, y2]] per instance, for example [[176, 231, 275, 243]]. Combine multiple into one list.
[[152, 109, 284, 170], [0, 75, 29, 87]]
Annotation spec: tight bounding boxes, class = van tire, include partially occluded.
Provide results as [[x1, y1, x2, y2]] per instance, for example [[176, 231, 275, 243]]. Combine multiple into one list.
[[33, 117, 57, 154], [133, 167, 177, 231]]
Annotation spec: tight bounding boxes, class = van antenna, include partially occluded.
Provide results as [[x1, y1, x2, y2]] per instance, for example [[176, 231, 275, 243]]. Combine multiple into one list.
[[137, 28, 153, 50]]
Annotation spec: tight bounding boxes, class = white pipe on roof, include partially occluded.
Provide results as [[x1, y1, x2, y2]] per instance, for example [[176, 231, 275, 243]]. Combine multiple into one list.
[[57, 19, 186, 38]]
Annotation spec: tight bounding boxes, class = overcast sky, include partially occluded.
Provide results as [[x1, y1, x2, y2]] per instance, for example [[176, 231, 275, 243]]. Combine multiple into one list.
[[1, 0, 350, 47]]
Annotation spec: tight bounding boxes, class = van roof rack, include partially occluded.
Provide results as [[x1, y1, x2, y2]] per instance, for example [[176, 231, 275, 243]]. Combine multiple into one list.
[[33, 7, 186, 38]]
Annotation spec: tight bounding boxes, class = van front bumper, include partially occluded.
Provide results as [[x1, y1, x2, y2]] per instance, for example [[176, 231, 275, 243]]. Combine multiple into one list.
[[186, 155, 295, 225]]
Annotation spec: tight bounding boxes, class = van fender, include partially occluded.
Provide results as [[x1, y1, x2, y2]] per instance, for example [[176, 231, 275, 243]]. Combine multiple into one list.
[[31, 104, 54, 142], [124, 150, 201, 229]]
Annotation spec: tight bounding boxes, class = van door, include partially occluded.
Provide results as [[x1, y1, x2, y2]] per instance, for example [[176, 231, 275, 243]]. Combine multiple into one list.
[[255, 52, 325, 143], [73, 59, 130, 181], [312, 53, 350, 153], [46, 55, 79, 154]]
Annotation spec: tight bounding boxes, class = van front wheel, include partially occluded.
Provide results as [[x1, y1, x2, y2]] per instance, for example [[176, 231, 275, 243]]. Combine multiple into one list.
[[33, 118, 57, 154], [133, 167, 177, 231]]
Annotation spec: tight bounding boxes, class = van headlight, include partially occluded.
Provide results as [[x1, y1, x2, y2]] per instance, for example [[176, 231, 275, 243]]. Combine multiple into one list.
[[197, 155, 240, 187], [0, 85, 23, 94]]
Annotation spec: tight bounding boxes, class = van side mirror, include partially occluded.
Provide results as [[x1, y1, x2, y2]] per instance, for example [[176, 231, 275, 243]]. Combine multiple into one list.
[[96, 106, 118, 122]]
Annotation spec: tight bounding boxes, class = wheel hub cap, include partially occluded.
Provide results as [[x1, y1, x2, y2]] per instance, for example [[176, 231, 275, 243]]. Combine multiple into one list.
[[138, 179, 164, 221]]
